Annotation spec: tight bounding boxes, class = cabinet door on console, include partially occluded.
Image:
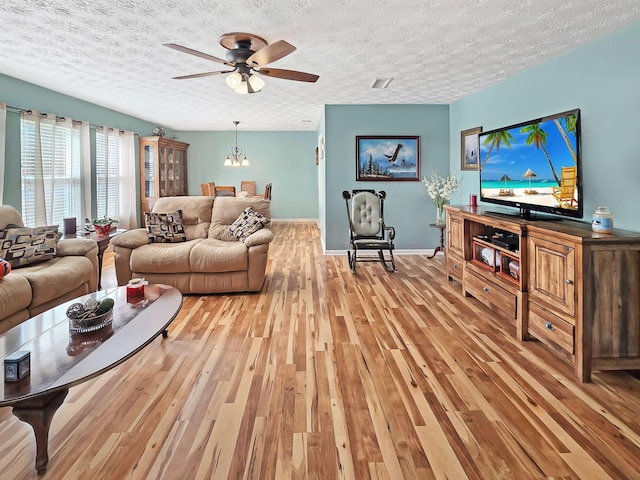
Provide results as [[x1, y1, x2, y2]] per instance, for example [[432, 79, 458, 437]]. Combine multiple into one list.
[[447, 213, 464, 258], [588, 248, 640, 361], [528, 235, 576, 318]]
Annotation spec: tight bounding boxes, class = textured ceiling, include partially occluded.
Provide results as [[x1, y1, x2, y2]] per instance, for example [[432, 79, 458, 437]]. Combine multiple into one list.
[[1, 0, 639, 131]]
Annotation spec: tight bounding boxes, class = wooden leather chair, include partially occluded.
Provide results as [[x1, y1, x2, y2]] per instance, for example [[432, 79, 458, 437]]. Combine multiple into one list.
[[342, 190, 396, 272], [200, 182, 215, 196], [240, 181, 257, 196], [215, 185, 236, 197]]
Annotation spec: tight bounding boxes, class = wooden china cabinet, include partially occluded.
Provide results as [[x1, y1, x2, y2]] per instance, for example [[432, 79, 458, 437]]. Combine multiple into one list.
[[139, 136, 189, 214]]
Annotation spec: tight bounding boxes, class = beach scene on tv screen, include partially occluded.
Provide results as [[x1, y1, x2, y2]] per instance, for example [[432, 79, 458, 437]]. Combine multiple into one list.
[[479, 112, 579, 210]]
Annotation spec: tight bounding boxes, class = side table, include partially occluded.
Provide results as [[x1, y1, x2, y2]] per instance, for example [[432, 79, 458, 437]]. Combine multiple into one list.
[[63, 228, 125, 289], [427, 223, 446, 258]]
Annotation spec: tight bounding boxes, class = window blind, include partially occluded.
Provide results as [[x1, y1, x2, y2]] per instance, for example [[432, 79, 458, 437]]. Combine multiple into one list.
[[20, 117, 82, 227]]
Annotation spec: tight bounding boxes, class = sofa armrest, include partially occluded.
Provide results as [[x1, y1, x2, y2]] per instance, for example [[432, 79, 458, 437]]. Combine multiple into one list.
[[55, 238, 99, 292], [110, 228, 149, 249], [110, 229, 148, 286], [56, 238, 99, 257], [243, 227, 274, 247]]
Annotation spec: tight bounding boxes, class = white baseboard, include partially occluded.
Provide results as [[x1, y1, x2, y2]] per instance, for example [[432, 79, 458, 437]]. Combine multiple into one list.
[[324, 249, 436, 256], [271, 218, 317, 223]]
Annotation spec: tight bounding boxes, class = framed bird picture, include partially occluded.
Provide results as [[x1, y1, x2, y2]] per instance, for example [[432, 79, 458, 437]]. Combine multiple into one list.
[[356, 136, 421, 181], [461, 126, 482, 170]]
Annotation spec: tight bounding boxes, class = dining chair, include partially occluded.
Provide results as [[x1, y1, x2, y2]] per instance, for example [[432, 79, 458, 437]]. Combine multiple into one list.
[[215, 185, 236, 197], [200, 182, 216, 196], [240, 180, 257, 196], [264, 183, 272, 200]]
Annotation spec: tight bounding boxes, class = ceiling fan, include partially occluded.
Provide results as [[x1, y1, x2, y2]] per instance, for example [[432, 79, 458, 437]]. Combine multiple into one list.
[[164, 32, 319, 94]]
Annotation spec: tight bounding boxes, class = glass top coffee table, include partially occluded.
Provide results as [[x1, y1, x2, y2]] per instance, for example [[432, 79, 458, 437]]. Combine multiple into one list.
[[0, 283, 182, 475]]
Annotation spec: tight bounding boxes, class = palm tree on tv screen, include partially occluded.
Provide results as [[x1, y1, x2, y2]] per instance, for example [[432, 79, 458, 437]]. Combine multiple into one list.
[[520, 122, 560, 186], [479, 131, 515, 171], [553, 114, 578, 164]]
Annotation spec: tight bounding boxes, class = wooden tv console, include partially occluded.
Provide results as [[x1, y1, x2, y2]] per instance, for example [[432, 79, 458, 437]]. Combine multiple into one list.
[[444, 205, 640, 382]]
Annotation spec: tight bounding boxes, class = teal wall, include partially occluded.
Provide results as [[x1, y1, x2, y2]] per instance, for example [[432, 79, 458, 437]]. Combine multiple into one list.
[[175, 130, 318, 219], [450, 20, 640, 231], [0, 73, 160, 214], [324, 104, 449, 250]]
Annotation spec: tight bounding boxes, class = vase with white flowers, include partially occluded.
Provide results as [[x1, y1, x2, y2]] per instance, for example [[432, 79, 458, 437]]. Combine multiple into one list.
[[422, 171, 460, 224]]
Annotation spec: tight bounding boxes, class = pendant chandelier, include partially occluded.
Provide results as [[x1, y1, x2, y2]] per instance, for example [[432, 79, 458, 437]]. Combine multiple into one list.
[[224, 121, 250, 167]]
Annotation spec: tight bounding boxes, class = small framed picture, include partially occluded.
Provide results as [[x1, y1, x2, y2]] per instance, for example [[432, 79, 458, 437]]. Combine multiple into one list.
[[461, 127, 482, 171]]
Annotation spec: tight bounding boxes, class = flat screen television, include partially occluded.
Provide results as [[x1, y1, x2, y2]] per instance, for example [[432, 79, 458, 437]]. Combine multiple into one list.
[[478, 108, 582, 219]]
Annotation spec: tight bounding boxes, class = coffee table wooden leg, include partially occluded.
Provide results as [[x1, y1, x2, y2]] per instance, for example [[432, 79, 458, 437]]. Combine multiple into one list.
[[12, 389, 69, 475]]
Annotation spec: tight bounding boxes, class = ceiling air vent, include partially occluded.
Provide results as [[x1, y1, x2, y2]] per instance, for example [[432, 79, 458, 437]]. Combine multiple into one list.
[[370, 78, 393, 89]]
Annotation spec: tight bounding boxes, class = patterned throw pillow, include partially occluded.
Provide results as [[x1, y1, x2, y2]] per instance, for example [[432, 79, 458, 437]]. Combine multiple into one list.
[[145, 210, 186, 243], [228, 207, 270, 240], [0, 225, 59, 267]]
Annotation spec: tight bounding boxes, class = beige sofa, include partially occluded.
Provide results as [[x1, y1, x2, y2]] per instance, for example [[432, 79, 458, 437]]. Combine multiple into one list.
[[110, 196, 274, 294], [0, 205, 99, 333]]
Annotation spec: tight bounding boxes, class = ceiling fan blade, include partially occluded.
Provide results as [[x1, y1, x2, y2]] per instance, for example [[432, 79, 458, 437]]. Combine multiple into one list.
[[172, 70, 234, 80], [247, 40, 296, 67], [257, 68, 319, 83], [163, 43, 234, 67]]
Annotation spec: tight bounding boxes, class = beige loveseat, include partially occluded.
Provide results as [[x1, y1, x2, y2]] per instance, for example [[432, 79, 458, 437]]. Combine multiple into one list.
[[110, 196, 274, 294], [0, 205, 99, 333]]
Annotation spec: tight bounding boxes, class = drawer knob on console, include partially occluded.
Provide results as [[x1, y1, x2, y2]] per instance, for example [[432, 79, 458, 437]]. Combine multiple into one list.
[[453, 264, 458, 269], [565, 279, 573, 285], [544, 321, 553, 330], [483, 286, 489, 293]]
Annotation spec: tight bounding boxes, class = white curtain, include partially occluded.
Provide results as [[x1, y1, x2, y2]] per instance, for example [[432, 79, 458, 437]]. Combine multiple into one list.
[[77, 120, 92, 225], [20, 110, 90, 226], [0, 102, 6, 203], [96, 127, 137, 229], [120, 130, 137, 229]]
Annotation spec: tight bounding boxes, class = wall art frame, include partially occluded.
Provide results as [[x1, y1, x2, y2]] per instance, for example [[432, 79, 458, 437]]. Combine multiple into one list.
[[461, 126, 483, 170], [356, 135, 421, 181]]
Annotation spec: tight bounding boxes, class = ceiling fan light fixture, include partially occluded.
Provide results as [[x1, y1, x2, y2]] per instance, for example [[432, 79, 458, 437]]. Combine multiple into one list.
[[234, 81, 249, 95], [226, 71, 243, 89], [165, 34, 319, 95], [248, 74, 265, 92], [231, 73, 264, 95]]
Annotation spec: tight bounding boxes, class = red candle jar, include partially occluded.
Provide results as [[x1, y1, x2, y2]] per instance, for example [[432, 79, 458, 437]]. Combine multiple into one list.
[[126, 278, 146, 298]]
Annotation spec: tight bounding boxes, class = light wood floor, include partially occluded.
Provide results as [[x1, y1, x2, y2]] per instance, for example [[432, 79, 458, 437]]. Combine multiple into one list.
[[2, 221, 640, 479]]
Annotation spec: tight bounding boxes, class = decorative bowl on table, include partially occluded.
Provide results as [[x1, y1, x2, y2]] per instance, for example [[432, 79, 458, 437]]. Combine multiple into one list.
[[91, 216, 119, 236], [67, 297, 115, 334], [93, 223, 112, 235]]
